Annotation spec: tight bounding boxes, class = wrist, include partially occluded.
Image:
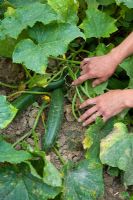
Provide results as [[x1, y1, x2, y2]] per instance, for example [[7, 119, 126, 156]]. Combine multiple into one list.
[[109, 47, 125, 65], [122, 89, 133, 108]]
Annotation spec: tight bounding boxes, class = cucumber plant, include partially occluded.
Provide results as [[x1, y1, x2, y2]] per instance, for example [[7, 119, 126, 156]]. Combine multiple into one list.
[[0, 0, 133, 199]]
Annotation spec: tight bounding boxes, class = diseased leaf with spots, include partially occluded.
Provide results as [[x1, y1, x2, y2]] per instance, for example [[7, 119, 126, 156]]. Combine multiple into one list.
[[63, 159, 104, 200], [48, 0, 79, 24], [43, 160, 62, 187], [84, 118, 115, 159], [0, 140, 32, 163], [82, 136, 93, 150], [25, 157, 62, 188], [13, 23, 84, 74], [68, 118, 114, 200], [100, 122, 133, 186], [0, 95, 17, 129], [0, 164, 61, 200], [0, 2, 58, 39], [120, 56, 133, 88], [80, 8, 117, 38]]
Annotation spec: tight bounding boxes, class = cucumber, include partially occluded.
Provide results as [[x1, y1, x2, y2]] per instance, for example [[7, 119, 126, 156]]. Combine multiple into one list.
[[43, 88, 64, 151], [12, 77, 65, 113]]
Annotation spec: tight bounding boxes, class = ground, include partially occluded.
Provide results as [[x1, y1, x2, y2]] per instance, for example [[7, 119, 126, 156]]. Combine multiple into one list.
[[0, 58, 130, 200]]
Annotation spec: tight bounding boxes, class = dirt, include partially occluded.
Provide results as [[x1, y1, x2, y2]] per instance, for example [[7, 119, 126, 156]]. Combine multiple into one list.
[[0, 58, 130, 200]]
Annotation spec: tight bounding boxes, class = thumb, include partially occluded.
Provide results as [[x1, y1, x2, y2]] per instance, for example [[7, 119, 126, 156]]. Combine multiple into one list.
[[92, 78, 105, 87]]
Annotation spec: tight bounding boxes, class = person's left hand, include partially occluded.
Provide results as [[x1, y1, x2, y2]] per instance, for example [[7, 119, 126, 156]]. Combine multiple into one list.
[[78, 90, 128, 126]]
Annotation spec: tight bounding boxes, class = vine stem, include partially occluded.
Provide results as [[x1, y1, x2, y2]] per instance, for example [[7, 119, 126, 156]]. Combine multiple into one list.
[[32, 102, 48, 131], [47, 66, 67, 85], [7, 91, 50, 99], [12, 102, 48, 148], [32, 102, 48, 151], [50, 56, 81, 65], [53, 147, 66, 165], [22, 65, 32, 79], [12, 131, 32, 147], [76, 87, 84, 103], [0, 81, 18, 89], [72, 93, 78, 120]]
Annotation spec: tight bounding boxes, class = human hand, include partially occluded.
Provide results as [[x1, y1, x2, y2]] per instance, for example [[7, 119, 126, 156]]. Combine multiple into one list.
[[72, 53, 120, 87], [78, 90, 132, 126]]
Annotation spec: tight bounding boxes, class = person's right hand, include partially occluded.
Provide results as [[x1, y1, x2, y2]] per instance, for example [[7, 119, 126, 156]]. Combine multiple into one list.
[[72, 52, 120, 87]]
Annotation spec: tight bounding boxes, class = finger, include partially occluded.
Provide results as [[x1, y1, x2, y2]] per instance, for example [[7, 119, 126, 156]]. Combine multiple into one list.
[[80, 69, 88, 75], [78, 106, 97, 122], [72, 73, 91, 85], [102, 115, 110, 122], [80, 98, 98, 109], [80, 71, 85, 75], [72, 72, 96, 85], [82, 111, 101, 126], [80, 58, 91, 69], [92, 78, 106, 87]]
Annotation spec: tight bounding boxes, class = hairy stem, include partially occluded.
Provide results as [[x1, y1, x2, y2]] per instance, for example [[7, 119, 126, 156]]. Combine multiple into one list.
[[12, 102, 48, 148], [72, 93, 78, 120], [50, 56, 80, 65], [53, 147, 66, 165], [0, 81, 18, 89], [12, 131, 32, 147], [32, 102, 48, 151]]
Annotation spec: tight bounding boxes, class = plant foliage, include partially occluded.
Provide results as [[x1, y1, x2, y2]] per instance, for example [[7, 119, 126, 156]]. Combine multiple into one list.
[[0, 0, 133, 199]]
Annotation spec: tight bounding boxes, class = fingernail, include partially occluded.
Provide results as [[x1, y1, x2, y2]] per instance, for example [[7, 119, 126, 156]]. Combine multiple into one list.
[[78, 118, 82, 122], [82, 123, 86, 127], [72, 82, 76, 86]]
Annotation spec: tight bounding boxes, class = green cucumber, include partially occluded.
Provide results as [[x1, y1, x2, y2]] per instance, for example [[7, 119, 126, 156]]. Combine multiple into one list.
[[43, 88, 64, 151], [12, 77, 65, 113]]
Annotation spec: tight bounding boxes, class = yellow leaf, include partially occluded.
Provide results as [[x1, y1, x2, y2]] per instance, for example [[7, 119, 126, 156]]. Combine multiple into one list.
[[5, 7, 16, 17], [82, 135, 93, 150]]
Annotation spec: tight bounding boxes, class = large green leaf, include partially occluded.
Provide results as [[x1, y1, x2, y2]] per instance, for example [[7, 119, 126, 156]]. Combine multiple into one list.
[[0, 95, 17, 129], [0, 38, 16, 57], [115, 0, 133, 8], [84, 80, 108, 97], [48, 0, 79, 24], [0, 164, 61, 200], [95, 43, 114, 56], [25, 156, 62, 188], [120, 56, 133, 88], [97, 0, 115, 5], [0, 140, 32, 163], [85, 0, 99, 8], [8, 0, 47, 7], [63, 159, 104, 200], [43, 160, 62, 187], [80, 8, 117, 38], [13, 23, 84, 74], [0, 2, 58, 39], [100, 122, 133, 186]]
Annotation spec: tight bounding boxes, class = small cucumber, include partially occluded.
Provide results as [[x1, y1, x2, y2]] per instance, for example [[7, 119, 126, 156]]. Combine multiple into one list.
[[12, 77, 65, 113], [43, 88, 64, 151]]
